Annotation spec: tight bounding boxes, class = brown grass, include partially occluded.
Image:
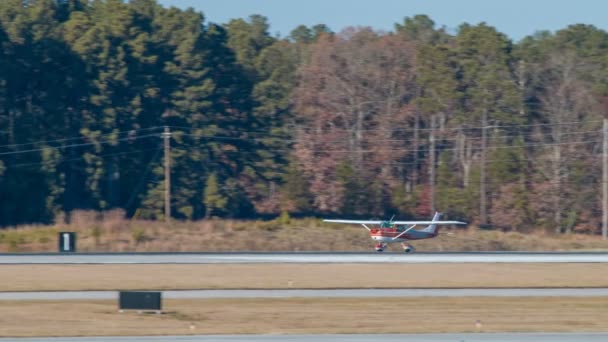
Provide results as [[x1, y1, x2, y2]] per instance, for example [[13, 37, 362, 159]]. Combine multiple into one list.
[[1, 297, 608, 336], [1, 210, 607, 253], [2, 263, 608, 291]]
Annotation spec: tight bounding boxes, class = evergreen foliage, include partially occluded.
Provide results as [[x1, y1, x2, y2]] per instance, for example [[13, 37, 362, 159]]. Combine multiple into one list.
[[0, 1, 606, 234]]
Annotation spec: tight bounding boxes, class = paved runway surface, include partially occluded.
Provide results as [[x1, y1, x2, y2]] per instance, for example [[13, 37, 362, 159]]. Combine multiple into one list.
[[2, 333, 608, 342], [3, 254, 606, 341], [2, 252, 608, 264], [2, 288, 608, 300]]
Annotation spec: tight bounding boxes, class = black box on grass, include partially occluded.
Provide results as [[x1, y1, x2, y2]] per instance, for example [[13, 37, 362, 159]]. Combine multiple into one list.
[[119, 291, 162, 312]]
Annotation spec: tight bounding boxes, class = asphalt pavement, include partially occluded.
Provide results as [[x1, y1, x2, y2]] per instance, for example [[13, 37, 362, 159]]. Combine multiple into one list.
[[2, 288, 608, 300], [2, 252, 608, 264]]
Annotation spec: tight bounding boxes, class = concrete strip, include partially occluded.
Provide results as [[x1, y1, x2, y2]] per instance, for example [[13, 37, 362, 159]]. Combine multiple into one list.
[[2, 252, 608, 264], [2, 288, 608, 300]]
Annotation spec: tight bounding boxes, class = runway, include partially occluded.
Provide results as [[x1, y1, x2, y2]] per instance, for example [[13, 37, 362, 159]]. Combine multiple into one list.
[[2, 254, 607, 341], [2, 252, 608, 264], [2, 288, 608, 300], [1, 333, 608, 342]]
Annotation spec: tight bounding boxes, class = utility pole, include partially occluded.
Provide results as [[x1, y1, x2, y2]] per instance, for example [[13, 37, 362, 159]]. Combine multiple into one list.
[[163, 126, 171, 224], [603, 118, 608, 240], [480, 108, 488, 225], [429, 115, 436, 214]]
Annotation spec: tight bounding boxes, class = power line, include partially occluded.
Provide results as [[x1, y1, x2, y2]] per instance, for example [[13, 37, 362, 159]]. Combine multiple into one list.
[[0, 126, 163, 150], [169, 119, 604, 138], [1, 127, 603, 173], [197, 137, 601, 154], [176, 128, 602, 145], [0, 122, 599, 155], [12, 145, 599, 185], [165, 140, 599, 170], [6, 146, 163, 169], [175, 128, 600, 149], [0, 133, 160, 156], [290, 119, 605, 133]]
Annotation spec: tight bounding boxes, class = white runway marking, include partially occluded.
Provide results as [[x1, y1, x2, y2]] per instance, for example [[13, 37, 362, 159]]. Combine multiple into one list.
[[2, 252, 608, 264]]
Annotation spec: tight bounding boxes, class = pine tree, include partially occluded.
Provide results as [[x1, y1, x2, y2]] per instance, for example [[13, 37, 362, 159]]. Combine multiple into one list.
[[204, 173, 228, 219], [455, 23, 521, 225]]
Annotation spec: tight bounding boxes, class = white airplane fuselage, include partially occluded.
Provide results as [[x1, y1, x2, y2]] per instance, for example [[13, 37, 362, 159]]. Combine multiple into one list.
[[369, 228, 436, 243]]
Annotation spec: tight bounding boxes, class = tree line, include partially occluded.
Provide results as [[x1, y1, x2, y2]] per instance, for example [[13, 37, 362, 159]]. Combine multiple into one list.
[[1, 0, 607, 234]]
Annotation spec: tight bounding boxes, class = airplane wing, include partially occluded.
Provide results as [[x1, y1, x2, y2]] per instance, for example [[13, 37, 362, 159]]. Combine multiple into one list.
[[323, 219, 384, 224], [323, 219, 466, 225], [392, 220, 466, 225]]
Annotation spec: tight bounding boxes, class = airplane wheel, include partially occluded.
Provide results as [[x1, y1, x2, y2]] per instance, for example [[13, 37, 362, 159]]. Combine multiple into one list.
[[403, 245, 415, 253]]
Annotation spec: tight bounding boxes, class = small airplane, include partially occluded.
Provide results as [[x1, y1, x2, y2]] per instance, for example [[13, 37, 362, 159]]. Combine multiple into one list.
[[323, 212, 466, 253]]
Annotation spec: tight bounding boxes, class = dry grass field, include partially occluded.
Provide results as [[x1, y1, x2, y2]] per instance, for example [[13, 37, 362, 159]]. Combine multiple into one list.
[[1, 297, 608, 337], [2, 212, 607, 337], [2, 263, 608, 291], [0, 210, 606, 253]]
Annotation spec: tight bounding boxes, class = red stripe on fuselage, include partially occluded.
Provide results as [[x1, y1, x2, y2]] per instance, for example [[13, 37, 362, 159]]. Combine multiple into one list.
[[369, 228, 435, 240]]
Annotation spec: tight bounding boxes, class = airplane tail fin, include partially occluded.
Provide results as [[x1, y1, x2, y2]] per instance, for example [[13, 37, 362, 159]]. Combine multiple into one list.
[[421, 212, 441, 234]]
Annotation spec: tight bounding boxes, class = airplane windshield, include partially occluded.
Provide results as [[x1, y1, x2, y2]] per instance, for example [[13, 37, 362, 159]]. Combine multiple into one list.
[[380, 221, 392, 229]]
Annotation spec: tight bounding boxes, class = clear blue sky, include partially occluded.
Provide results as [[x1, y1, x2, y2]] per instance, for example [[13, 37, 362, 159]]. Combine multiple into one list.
[[158, 0, 607, 41]]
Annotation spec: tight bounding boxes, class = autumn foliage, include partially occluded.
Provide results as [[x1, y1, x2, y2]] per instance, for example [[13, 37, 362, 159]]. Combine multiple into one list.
[[0, 3, 606, 234]]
